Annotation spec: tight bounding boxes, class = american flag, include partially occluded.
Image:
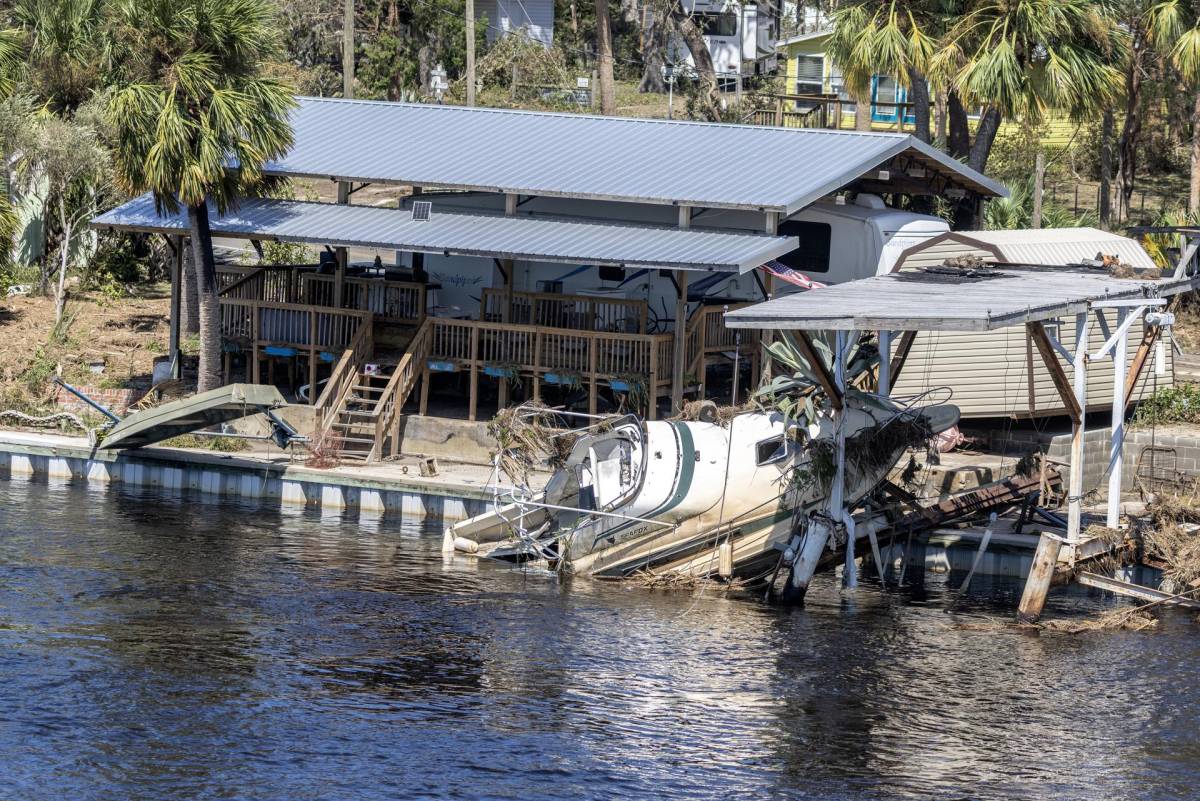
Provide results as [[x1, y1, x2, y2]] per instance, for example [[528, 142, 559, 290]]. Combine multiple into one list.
[[760, 260, 826, 290]]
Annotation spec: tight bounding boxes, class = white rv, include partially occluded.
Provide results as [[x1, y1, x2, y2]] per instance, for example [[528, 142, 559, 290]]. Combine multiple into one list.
[[669, 0, 781, 79]]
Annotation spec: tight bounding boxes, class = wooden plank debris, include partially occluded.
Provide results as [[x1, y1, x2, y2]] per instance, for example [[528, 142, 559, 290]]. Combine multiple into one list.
[[1076, 572, 1200, 610]]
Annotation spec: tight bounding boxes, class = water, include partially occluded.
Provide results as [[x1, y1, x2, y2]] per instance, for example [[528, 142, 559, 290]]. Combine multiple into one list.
[[1, 476, 1197, 801]]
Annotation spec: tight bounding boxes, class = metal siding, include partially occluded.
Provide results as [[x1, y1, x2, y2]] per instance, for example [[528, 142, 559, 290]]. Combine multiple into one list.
[[91, 194, 797, 272], [264, 97, 1005, 213]]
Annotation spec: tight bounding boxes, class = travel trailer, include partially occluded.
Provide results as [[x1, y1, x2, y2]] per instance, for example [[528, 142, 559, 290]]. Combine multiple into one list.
[[667, 0, 781, 79]]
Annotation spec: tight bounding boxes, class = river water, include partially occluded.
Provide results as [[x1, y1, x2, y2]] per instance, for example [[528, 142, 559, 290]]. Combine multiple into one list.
[[1, 476, 1197, 801]]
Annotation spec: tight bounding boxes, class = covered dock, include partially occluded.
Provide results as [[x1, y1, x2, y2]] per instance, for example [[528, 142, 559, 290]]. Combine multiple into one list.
[[91, 95, 1003, 461], [726, 262, 1200, 618]]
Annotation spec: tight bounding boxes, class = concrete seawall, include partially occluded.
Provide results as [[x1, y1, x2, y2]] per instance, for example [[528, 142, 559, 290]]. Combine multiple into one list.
[[0, 431, 496, 523]]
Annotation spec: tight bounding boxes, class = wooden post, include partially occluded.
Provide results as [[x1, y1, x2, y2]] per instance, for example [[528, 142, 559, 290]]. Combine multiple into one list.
[[308, 311, 318, 404], [468, 325, 479, 421], [696, 310, 707, 400], [588, 336, 598, 415], [1017, 533, 1063, 623], [169, 235, 183, 379], [532, 330, 542, 403], [335, 181, 350, 309], [648, 339, 658, 420], [251, 304, 261, 384], [671, 271, 689, 412], [419, 364, 431, 415]]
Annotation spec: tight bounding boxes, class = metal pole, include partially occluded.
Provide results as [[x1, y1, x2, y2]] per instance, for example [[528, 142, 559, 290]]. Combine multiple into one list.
[[465, 0, 476, 106], [834, 329, 854, 588], [1107, 308, 1129, 528], [169, 235, 182, 380], [667, 78, 673, 120], [877, 329, 891, 396], [1067, 311, 1090, 542]]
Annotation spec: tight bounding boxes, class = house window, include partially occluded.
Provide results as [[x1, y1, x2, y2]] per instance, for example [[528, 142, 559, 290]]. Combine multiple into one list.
[[795, 55, 824, 96], [696, 12, 738, 37], [776, 221, 832, 274]]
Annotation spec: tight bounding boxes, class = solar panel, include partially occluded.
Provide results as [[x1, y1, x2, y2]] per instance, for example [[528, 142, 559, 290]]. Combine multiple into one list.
[[411, 201, 432, 222]]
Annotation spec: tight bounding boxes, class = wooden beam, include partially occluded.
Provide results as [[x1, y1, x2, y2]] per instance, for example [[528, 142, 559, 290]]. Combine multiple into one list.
[[1027, 321, 1082, 423], [671, 271, 689, 412], [1124, 296, 1178, 401], [794, 330, 843, 410], [1017, 532, 1063, 623], [886, 330, 916, 392]]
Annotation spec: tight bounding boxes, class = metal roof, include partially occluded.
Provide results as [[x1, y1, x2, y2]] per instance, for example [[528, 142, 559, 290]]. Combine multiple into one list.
[[264, 97, 1007, 214], [91, 194, 798, 272], [964, 228, 1158, 270], [725, 266, 1200, 332]]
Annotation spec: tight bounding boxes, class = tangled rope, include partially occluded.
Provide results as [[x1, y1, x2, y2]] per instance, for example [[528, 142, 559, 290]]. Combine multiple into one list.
[[0, 409, 115, 445]]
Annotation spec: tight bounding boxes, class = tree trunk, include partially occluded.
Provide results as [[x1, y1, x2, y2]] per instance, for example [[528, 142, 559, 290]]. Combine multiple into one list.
[[673, 9, 722, 120], [54, 199, 69, 324], [187, 203, 222, 393], [933, 89, 947, 148], [1191, 89, 1200, 218], [854, 87, 873, 131], [1116, 27, 1147, 223], [946, 90, 970, 160], [638, 9, 666, 93], [181, 242, 199, 336], [904, 65, 931, 144], [968, 106, 1002, 174], [595, 0, 616, 114], [1099, 108, 1114, 226]]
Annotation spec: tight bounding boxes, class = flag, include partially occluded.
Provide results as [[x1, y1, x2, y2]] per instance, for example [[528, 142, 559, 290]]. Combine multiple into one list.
[[760, 260, 826, 290]]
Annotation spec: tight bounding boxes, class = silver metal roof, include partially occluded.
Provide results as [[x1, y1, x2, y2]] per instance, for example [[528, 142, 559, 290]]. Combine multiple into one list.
[[91, 194, 798, 272], [264, 97, 1007, 214], [725, 266, 1200, 331], [963, 228, 1159, 270]]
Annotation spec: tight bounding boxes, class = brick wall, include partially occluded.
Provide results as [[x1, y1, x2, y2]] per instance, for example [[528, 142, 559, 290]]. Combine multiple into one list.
[[55, 384, 147, 417]]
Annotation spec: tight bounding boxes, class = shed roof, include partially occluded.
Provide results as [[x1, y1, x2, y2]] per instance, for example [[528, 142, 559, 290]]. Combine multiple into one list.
[[923, 227, 1158, 270], [91, 194, 797, 272], [724, 266, 1199, 331], [263, 97, 1007, 214]]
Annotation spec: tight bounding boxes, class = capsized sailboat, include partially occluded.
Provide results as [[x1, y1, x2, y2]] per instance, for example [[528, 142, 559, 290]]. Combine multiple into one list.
[[445, 392, 958, 585]]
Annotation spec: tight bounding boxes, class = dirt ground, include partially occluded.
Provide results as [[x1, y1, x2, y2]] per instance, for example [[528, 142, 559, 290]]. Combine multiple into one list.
[[0, 287, 171, 406]]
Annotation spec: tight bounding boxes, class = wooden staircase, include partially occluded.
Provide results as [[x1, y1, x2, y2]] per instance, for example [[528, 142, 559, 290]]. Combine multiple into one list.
[[325, 367, 397, 461]]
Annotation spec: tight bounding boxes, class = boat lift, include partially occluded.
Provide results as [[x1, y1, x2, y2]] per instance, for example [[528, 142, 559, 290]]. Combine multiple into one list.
[[726, 260, 1200, 618]]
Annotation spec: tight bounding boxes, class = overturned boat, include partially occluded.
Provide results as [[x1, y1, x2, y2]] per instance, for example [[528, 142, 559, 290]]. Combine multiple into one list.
[[446, 393, 958, 587]]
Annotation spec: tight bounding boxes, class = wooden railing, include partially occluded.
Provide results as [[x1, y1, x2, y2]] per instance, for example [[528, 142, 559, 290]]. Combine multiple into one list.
[[480, 288, 648, 333], [218, 265, 428, 326], [685, 304, 759, 395], [370, 318, 436, 460], [303, 274, 427, 326], [745, 94, 916, 132], [219, 298, 372, 376], [314, 319, 374, 429]]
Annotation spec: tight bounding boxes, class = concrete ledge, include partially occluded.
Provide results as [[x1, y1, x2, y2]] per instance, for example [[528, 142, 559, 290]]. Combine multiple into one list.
[[0, 430, 496, 523]]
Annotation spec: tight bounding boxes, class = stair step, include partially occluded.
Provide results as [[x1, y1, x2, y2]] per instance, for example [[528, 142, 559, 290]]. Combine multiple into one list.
[[352, 384, 386, 393], [332, 434, 376, 445]]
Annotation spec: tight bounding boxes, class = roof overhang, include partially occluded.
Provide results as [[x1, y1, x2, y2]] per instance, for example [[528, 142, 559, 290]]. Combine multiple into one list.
[[261, 97, 1006, 215], [725, 266, 1200, 332], [91, 194, 799, 273]]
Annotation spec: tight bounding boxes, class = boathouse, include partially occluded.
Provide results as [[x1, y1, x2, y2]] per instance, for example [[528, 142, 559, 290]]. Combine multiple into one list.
[[91, 97, 1002, 460]]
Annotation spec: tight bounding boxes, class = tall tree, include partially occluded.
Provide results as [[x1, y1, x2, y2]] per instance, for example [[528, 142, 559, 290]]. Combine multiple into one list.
[[669, 3, 721, 120], [1148, 0, 1200, 214], [107, 0, 295, 393], [595, 0, 616, 113], [932, 0, 1125, 174], [13, 0, 108, 113]]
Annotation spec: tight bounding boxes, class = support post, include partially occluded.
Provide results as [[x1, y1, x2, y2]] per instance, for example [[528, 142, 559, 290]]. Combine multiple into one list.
[[1031, 150, 1045, 229], [1108, 308, 1129, 528], [335, 181, 351, 309], [1067, 312, 1090, 543], [468, 326, 480, 422], [877, 329, 891, 396], [169, 235, 182, 379], [308, 311, 318, 405], [671, 271, 689, 412], [1017, 533, 1063, 623], [887, 330, 916, 392]]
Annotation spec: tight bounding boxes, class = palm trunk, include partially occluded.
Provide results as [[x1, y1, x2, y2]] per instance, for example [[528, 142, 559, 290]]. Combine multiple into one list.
[[1191, 89, 1200, 219], [904, 66, 931, 144], [181, 243, 199, 335], [187, 202, 222, 393], [968, 106, 1002, 174], [946, 90, 971, 160], [54, 197, 69, 324], [595, 0, 616, 114]]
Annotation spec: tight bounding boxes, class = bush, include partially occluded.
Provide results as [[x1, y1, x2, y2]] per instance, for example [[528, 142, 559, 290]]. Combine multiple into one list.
[[1134, 384, 1200, 426]]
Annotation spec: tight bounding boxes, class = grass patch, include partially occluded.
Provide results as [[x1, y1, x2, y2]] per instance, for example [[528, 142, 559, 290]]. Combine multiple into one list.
[[159, 433, 250, 452]]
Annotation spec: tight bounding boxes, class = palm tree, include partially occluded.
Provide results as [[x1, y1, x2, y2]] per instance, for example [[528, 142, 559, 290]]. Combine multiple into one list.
[[106, 0, 295, 393], [932, 0, 1125, 174], [13, 0, 108, 112], [1148, 0, 1200, 213], [0, 27, 24, 99], [827, 0, 953, 143]]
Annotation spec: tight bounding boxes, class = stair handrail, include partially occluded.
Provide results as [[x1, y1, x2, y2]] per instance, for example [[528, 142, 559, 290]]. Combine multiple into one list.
[[369, 317, 435, 460], [314, 320, 373, 432]]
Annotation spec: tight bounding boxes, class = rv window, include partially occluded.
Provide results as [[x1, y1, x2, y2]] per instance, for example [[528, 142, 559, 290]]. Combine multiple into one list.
[[756, 435, 790, 466], [696, 11, 738, 37], [776, 221, 832, 273]]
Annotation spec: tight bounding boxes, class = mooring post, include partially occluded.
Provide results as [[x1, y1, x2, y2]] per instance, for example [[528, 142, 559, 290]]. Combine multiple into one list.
[[1067, 311, 1090, 543], [1107, 308, 1129, 529], [1017, 532, 1064, 623]]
